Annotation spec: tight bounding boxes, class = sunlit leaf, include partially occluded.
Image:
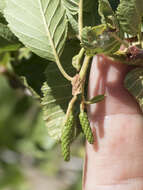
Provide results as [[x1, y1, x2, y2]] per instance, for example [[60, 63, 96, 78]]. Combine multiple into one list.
[[0, 0, 5, 13], [4, 0, 68, 62], [81, 24, 121, 56], [116, 0, 143, 35]]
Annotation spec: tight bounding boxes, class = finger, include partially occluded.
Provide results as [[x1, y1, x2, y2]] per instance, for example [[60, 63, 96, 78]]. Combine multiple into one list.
[[83, 55, 143, 190]]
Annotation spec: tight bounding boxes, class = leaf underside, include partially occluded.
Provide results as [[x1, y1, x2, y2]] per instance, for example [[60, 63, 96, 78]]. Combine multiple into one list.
[[63, 0, 79, 15], [41, 65, 72, 141], [124, 68, 143, 111], [4, 0, 68, 62], [41, 40, 80, 141], [116, 0, 143, 35]]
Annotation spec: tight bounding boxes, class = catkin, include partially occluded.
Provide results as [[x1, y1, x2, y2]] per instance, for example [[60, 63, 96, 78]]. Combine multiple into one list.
[[61, 112, 74, 161], [79, 111, 94, 144]]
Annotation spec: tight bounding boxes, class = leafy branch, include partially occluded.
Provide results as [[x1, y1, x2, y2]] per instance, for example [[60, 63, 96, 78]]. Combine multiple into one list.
[[2, 0, 143, 162]]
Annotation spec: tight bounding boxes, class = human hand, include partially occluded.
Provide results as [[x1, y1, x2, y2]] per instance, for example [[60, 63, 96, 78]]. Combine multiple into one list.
[[83, 55, 143, 190]]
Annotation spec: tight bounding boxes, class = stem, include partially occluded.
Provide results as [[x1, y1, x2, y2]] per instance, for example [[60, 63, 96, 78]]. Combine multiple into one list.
[[79, 56, 91, 112], [110, 32, 129, 48], [79, 0, 83, 40], [78, 48, 85, 61], [81, 80, 85, 109], [73, 48, 85, 71], [138, 23, 143, 48], [55, 56, 73, 81], [79, 55, 91, 80], [80, 102, 84, 111], [65, 95, 77, 122]]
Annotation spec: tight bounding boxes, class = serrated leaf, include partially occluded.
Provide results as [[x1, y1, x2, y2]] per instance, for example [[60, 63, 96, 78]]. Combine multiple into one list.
[[4, 0, 68, 62], [67, 13, 79, 36], [81, 24, 121, 56], [85, 94, 105, 104], [124, 68, 143, 112], [63, 0, 79, 15], [62, 0, 79, 36], [41, 40, 80, 141], [116, 0, 143, 35], [98, 0, 115, 24], [41, 70, 72, 141]]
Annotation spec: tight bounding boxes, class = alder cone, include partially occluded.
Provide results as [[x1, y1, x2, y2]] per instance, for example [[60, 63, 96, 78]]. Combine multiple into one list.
[[79, 111, 94, 144], [61, 112, 74, 161]]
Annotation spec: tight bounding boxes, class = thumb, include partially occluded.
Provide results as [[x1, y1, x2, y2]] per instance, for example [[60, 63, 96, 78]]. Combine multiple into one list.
[[83, 55, 143, 190]]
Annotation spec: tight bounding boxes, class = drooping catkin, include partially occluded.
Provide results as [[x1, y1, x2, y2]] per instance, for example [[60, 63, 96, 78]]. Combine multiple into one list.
[[79, 111, 94, 144], [61, 112, 74, 161]]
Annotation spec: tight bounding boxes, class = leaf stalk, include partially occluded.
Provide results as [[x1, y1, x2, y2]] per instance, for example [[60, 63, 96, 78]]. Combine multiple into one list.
[[79, 0, 83, 40], [79, 55, 91, 80]]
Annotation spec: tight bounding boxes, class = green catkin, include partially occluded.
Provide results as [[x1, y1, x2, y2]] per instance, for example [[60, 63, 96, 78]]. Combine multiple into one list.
[[79, 111, 94, 144], [61, 112, 74, 161]]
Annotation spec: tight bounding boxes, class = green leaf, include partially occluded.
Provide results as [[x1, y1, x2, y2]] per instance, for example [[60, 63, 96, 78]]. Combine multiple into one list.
[[63, 0, 78, 15], [124, 68, 143, 112], [85, 94, 105, 104], [83, 0, 95, 13], [116, 0, 143, 35], [62, 0, 79, 36], [0, 0, 5, 13], [0, 23, 18, 42], [67, 13, 79, 36], [41, 40, 80, 141], [41, 70, 72, 141], [112, 48, 143, 66], [136, 0, 143, 15], [81, 24, 121, 56], [66, 0, 100, 36], [98, 0, 115, 24], [4, 0, 68, 62]]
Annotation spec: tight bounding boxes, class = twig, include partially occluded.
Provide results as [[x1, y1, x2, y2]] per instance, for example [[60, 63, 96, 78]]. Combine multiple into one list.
[[65, 95, 77, 122], [79, 55, 91, 80]]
